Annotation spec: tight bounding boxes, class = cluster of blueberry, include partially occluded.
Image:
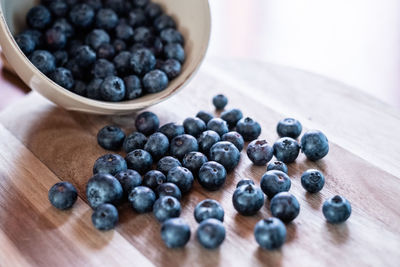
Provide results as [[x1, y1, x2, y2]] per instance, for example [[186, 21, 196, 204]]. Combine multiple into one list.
[[48, 94, 351, 251], [15, 0, 185, 101]]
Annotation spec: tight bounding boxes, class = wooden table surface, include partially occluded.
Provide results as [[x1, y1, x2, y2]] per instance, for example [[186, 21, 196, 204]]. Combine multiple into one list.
[[0, 59, 399, 267]]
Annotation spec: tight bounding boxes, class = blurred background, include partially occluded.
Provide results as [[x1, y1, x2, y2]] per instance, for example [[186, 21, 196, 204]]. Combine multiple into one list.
[[1, 0, 400, 110]]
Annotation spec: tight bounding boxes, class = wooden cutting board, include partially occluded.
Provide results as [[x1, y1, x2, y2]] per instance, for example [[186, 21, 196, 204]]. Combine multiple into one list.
[[0, 59, 399, 267]]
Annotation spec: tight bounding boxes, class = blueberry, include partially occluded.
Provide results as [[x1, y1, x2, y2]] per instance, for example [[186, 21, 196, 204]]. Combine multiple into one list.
[[232, 184, 264, 216], [158, 122, 185, 140], [97, 125, 125, 151], [86, 78, 103, 99], [15, 34, 36, 55], [209, 141, 240, 172], [97, 43, 115, 60], [277, 118, 302, 139], [133, 27, 154, 46], [273, 137, 300, 163], [197, 130, 220, 155], [30, 50, 56, 75], [128, 186, 156, 213], [100, 76, 126, 102], [72, 80, 87, 96], [115, 169, 142, 195], [157, 156, 182, 174], [27, 5, 52, 30], [48, 0, 69, 17], [128, 9, 147, 27], [153, 196, 181, 222], [160, 59, 181, 79], [74, 45, 96, 67], [161, 218, 191, 248], [260, 170, 291, 199], [182, 152, 208, 173], [130, 48, 156, 75], [113, 39, 127, 53], [254, 217, 286, 250], [236, 117, 261, 141], [83, 0, 103, 11], [49, 67, 74, 89], [125, 149, 153, 174], [65, 59, 85, 80], [96, 9, 119, 30], [221, 131, 244, 151], [104, 0, 125, 14], [196, 218, 226, 249], [236, 179, 255, 188], [143, 170, 166, 190], [160, 28, 184, 44], [91, 203, 119, 231], [21, 29, 43, 47], [154, 14, 176, 32], [207, 118, 229, 137], [135, 111, 160, 135], [69, 4, 94, 28], [267, 161, 288, 174], [53, 50, 68, 66], [45, 28, 66, 50], [113, 51, 132, 75], [198, 161, 227, 191], [92, 59, 116, 78], [150, 37, 164, 57], [183, 117, 206, 138], [144, 132, 170, 159], [48, 182, 78, 210], [167, 166, 194, 193], [156, 182, 182, 200], [132, 0, 149, 8], [301, 130, 329, 161], [143, 70, 169, 94], [194, 199, 224, 223], [220, 108, 243, 128], [86, 173, 123, 208], [53, 18, 74, 38], [212, 94, 228, 110], [246, 140, 274, 166], [68, 39, 83, 56], [93, 153, 127, 175], [124, 75, 143, 100], [170, 134, 199, 159], [301, 169, 325, 193], [270, 192, 300, 223], [322, 195, 352, 224], [196, 110, 214, 124], [115, 23, 134, 42], [164, 43, 185, 63], [86, 29, 111, 50], [145, 2, 162, 19]]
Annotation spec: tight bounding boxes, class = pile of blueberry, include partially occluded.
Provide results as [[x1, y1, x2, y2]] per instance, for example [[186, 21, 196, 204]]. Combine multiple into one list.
[[48, 94, 351, 251], [15, 0, 185, 101]]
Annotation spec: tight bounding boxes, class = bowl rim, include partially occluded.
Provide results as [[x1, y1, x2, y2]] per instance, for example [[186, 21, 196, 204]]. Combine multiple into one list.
[[0, 0, 211, 113]]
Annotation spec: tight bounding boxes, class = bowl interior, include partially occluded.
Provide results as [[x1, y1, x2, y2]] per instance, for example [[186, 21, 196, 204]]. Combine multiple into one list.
[[0, 0, 210, 114]]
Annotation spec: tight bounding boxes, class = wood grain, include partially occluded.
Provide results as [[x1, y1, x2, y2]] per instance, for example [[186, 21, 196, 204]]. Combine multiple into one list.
[[0, 60, 400, 267]]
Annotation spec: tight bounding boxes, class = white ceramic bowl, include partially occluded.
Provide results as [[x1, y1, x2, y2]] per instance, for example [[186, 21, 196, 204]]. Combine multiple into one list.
[[0, 0, 210, 114]]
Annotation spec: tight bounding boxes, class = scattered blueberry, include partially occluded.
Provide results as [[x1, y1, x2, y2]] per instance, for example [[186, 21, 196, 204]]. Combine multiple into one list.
[[236, 179, 255, 188], [254, 217, 286, 250], [92, 203, 119, 231], [197, 130, 221, 155], [183, 117, 206, 138], [182, 152, 208, 174], [161, 218, 191, 248], [207, 118, 229, 137], [236, 117, 262, 141], [158, 122, 185, 140], [273, 137, 300, 163], [301, 169, 325, 193], [128, 186, 156, 213], [156, 182, 182, 201], [196, 219, 226, 249], [86, 173, 123, 208], [209, 141, 240, 172], [100, 76, 126, 102], [143, 69, 169, 94], [267, 161, 288, 174], [157, 156, 182, 174], [144, 132, 170, 159], [48, 182, 78, 210], [153, 196, 181, 222], [212, 94, 228, 110], [123, 132, 147, 153], [115, 169, 142, 195], [97, 125, 125, 151], [322, 195, 351, 224], [125, 149, 153, 174], [170, 134, 199, 159], [198, 161, 227, 191], [135, 111, 160, 135], [260, 170, 291, 198], [167, 166, 194, 194], [247, 139, 274, 166], [277, 118, 302, 139], [232, 184, 265, 216], [220, 108, 243, 128], [196, 110, 214, 124], [93, 153, 127, 176], [221, 131, 244, 151], [301, 130, 329, 161], [194, 199, 224, 223], [49, 67, 75, 90], [270, 192, 300, 223], [143, 170, 166, 190]]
